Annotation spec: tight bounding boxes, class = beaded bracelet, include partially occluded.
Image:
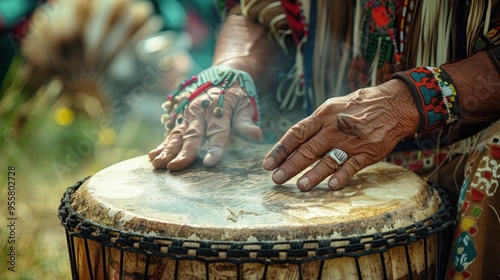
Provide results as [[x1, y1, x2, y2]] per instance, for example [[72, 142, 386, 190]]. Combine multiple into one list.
[[392, 66, 460, 132], [160, 65, 261, 132]]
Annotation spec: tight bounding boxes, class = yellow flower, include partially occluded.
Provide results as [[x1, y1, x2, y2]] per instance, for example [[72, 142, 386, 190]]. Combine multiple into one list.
[[53, 107, 74, 126]]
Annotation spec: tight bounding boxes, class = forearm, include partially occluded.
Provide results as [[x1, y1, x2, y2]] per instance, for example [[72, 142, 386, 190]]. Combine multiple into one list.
[[393, 48, 500, 134], [212, 14, 281, 82], [441, 50, 500, 125]]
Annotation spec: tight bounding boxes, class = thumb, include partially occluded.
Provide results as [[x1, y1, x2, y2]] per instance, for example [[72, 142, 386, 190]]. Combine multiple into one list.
[[232, 96, 262, 141]]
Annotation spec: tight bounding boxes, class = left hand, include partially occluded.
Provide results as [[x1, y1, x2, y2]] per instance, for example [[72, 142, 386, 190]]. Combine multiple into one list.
[[262, 79, 419, 191], [149, 85, 262, 171]]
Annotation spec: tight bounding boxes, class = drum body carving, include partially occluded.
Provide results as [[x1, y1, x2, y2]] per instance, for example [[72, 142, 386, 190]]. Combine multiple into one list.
[[58, 145, 453, 279]]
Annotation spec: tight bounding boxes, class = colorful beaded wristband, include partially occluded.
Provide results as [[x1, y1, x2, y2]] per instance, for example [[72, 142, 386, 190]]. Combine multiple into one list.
[[392, 66, 460, 132], [161, 65, 260, 131]]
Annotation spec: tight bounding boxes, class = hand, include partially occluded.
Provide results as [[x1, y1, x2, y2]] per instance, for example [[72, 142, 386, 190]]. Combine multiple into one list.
[[149, 85, 262, 171], [262, 79, 419, 191]]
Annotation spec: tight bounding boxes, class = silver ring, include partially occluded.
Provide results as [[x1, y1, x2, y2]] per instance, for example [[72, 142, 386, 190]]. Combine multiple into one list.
[[326, 149, 348, 165]]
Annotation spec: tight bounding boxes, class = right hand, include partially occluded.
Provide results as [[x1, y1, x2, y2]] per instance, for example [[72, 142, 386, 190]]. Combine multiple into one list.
[[262, 79, 420, 191], [149, 85, 262, 171]]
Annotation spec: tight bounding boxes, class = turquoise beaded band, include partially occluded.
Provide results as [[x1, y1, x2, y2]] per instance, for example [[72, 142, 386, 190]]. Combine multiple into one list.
[[161, 65, 261, 132], [392, 66, 460, 132]]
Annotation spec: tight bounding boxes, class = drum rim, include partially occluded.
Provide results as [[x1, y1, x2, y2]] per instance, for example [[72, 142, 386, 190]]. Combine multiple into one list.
[[58, 177, 455, 262]]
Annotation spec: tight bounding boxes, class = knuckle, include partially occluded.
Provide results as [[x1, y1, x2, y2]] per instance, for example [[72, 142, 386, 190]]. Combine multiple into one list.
[[207, 131, 229, 147], [320, 153, 338, 167], [227, 86, 246, 96], [318, 157, 337, 173], [287, 123, 309, 142], [207, 118, 229, 132], [307, 167, 329, 183], [296, 144, 319, 161], [272, 144, 289, 157], [341, 157, 363, 178], [169, 127, 185, 138], [161, 144, 179, 156], [281, 159, 302, 177], [183, 126, 204, 140], [178, 148, 200, 160]]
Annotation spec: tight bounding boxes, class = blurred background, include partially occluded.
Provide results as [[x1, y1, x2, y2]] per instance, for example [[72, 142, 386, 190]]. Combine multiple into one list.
[[0, 0, 220, 278]]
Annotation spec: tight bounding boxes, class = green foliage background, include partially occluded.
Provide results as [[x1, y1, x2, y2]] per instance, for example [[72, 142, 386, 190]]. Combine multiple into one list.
[[0, 55, 164, 279]]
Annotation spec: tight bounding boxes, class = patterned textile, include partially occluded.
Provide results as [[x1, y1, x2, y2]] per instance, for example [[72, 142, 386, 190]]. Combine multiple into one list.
[[446, 119, 500, 279], [392, 66, 460, 132], [281, 0, 307, 46], [215, 3, 500, 277]]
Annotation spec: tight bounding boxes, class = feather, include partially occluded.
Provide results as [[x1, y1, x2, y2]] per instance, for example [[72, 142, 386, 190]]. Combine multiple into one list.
[[21, 0, 163, 114]]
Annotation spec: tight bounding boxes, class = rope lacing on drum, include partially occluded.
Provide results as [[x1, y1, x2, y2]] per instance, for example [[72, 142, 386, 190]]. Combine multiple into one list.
[[58, 178, 455, 264]]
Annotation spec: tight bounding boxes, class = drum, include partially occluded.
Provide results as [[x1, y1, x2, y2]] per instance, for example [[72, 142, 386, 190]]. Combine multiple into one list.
[[58, 145, 454, 280]]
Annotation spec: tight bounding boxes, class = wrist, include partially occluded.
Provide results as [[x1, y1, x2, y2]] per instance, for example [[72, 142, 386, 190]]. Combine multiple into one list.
[[392, 67, 460, 133], [212, 14, 277, 82], [376, 79, 420, 136], [160, 65, 261, 131]]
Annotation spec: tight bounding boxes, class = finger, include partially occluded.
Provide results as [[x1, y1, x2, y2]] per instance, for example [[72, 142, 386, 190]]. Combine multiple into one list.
[[148, 142, 165, 160], [327, 154, 367, 190], [167, 118, 206, 171], [296, 155, 340, 191], [150, 123, 187, 169], [203, 145, 225, 167], [232, 97, 262, 141], [203, 86, 251, 167], [263, 117, 322, 171], [269, 132, 333, 185], [203, 110, 231, 167], [148, 133, 175, 160], [234, 121, 262, 141]]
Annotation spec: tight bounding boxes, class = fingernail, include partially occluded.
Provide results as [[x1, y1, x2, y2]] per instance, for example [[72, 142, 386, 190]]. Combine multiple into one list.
[[272, 169, 286, 183], [263, 157, 275, 169], [204, 153, 217, 167], [328, 178, 339, 189], [205, 153, 213, 163], [298, 177, 310, 190]]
